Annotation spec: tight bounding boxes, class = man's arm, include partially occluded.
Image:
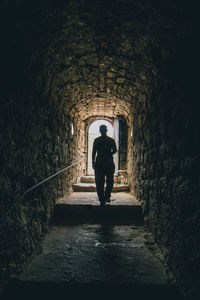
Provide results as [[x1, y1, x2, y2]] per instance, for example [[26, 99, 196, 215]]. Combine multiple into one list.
[[92, 139, 97, 169], [112, 139, 117, 155]]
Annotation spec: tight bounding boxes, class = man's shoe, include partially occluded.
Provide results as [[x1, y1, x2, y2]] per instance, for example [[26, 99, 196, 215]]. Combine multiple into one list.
[[105, 198, 111, 203], [100, 200, 105, 207], [99, 198, 105, 207]]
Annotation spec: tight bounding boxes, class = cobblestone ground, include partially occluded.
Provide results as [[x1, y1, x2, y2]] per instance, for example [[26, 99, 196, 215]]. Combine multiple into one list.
[[20, 225, 167, 284], [3, 224, 183, 300], [2, 193, 184, 300]]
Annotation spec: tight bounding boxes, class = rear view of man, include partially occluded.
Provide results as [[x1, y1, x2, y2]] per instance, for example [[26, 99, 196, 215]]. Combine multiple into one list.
[[92, 124, 117, 206]]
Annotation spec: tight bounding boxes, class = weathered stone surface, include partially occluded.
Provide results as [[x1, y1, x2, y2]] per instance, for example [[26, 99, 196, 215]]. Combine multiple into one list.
[[81, 176, 121, 184], [72, 183, 129, 193], [56, 192, 139, 206], [3, 224, 184, 299], [130, 87, 200, 298], [18, 225, 169, 284]]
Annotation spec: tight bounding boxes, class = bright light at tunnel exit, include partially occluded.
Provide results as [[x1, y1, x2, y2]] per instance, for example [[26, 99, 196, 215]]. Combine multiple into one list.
[[87, 119, 114, 174], [89, 119, 113, 137]]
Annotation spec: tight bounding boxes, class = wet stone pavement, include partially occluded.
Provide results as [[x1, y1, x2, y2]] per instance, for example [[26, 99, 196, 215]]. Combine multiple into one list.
[[3, 193, 184, 299], [20, 225, 167, 284], [4, 224, 183, 300]]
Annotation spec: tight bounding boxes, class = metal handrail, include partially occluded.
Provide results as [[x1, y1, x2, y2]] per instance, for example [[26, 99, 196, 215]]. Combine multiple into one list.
[[1, 158, 84, 224], [115, 169, 127, 173]]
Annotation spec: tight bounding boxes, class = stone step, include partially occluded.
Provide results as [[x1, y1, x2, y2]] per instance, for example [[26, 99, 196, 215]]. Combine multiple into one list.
[[55, 192, 142, 225], [53, 203, 143, 225], [72, 182, 129, 192], [57, 192, 139, 206], [81, 175, 121, 184]]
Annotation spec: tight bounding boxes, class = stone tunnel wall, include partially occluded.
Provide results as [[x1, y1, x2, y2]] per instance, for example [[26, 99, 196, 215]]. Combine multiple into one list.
[[0, 0, 85, 283], [71, 115, 87, 178], [0, 92, 83, 285], [130, 30, 200, 299]]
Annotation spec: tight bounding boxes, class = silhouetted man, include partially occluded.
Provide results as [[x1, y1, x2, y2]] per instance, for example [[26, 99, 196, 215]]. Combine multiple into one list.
[[92, 124, 117, 206]]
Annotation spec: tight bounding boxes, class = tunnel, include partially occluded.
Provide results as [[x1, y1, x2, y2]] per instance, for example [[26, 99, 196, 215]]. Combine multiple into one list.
[[0, 0, 200, 299]]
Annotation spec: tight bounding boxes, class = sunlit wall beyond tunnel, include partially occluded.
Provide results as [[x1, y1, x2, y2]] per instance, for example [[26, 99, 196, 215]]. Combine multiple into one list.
[[1, 0, 200, 298]]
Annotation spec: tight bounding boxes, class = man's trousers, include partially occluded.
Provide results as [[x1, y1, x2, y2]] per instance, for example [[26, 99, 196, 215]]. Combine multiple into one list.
[[94, 162, 115, 202]]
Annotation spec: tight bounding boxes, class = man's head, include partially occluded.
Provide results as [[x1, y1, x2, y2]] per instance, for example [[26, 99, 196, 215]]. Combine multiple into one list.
[[99, 124, 107, 136]]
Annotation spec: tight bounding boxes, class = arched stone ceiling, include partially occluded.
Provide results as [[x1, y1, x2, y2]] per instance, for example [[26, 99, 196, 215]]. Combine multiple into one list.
[[40, 0, 175, 121]]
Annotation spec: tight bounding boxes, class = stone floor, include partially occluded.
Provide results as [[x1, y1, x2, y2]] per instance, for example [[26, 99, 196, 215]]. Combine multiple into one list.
[[72, 183, 129, 192], [56, 192, 139, 206], [4, 225, 183, 299], [2, 192, 184, 300], [19, 225, 167, 284]]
